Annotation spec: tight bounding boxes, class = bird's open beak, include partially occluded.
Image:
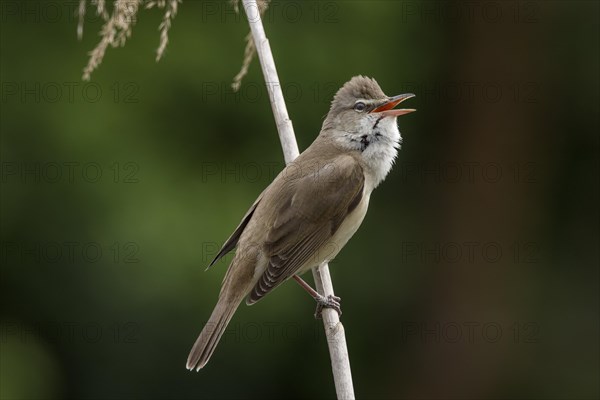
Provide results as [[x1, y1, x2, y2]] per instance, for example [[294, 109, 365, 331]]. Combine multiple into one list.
[[370, 93, 416, 117]]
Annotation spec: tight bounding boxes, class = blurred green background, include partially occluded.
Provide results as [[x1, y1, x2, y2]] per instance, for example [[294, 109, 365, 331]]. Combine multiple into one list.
[[1, 1, 598, 399]]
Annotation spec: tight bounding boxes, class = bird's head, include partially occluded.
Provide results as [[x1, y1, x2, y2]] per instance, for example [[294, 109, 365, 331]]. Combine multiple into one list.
[[322, 76, 415, 153]]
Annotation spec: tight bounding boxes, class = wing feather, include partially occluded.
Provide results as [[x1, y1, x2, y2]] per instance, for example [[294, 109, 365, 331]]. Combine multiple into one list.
[[206, 190, 265, 269], [247, 155, 364, 304]]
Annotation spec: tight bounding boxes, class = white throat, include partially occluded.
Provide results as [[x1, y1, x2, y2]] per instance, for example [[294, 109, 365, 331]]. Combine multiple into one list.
[[335, 116, 402, 191]]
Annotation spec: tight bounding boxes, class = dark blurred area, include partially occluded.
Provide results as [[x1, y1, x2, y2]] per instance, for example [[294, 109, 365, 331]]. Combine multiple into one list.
[[1, 1, 598, 399]]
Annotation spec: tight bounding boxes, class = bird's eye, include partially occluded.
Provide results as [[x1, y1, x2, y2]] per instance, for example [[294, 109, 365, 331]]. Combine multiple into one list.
[[354, 102, 366, 112]]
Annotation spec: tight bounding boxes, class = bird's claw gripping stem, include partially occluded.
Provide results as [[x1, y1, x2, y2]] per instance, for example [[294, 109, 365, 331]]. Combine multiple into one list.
[[314, 294, 342, 319]]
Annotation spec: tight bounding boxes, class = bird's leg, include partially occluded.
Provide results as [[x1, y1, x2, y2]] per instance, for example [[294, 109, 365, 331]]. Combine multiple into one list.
[[292, 275, 342, 319]]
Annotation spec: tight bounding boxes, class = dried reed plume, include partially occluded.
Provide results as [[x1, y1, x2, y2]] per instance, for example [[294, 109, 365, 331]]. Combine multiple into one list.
[[79, 0, 180, 81], [231, 0, 270, 91], [78, 0, 269, 88], [147, 0, 180, 62]]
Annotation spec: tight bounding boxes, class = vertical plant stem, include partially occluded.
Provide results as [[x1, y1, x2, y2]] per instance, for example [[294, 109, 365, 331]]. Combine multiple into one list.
[[240, 1, 355, 399]]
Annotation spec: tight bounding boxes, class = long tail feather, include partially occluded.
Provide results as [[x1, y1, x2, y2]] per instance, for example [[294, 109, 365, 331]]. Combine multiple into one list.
[[186, 293, 243, 371]]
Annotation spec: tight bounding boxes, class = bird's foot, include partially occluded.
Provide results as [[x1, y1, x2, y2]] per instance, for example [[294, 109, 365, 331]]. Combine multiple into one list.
[[314, 294, 342, 319]]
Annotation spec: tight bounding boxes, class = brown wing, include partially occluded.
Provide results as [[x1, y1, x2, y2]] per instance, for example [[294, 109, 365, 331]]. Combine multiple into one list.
[[247, 155, 364, 304], [206, 189, 265, 269]]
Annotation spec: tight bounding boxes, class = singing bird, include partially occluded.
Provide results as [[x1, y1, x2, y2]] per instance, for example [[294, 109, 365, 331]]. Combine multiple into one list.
[[187, 76, 415, 371]]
